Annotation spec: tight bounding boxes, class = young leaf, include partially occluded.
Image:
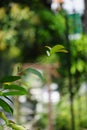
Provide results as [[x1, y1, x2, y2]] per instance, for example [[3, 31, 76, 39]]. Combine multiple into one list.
[[50, 45, 68, 55], [45, 46, 52, 50], [0, 76, 21, 83], [0, 98, 13, 114]]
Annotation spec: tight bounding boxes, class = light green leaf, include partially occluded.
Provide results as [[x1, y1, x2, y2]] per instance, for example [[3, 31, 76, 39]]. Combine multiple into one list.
[[0, 98, 13, 114], [51, 49, 68, 53], [77, 60, 85, 72], [0, 76, 21, 83], [45, 46, 52, 50], [0, 111, 8, 124], [50, 45, 68, 54], [0, 91, 3, 96], [8, 123, 26, 130]]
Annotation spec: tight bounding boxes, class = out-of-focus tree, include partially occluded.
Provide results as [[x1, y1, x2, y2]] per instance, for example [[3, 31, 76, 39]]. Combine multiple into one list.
[[0, 2, 66, 78], [0, 4, 40, 77]]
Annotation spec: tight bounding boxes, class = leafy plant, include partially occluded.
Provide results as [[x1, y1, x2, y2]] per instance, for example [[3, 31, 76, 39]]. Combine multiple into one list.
[[45, 44, 68, 56], [0, 67, 44, 130]]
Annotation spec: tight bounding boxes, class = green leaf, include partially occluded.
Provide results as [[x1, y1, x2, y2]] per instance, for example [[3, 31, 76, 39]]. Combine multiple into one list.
[[23, 68, 44, 81], [45, 46, 52, 50], [0, 76, 21, 83], [2, 84, 27, 96], [50, 45, 68, 54], [0, 98, 13, 114], [2, 91, 26, 96], [3, 84, 27, 93], [51, 49, 68, 53], [0, 91, 3, 96], [4, 96, 13, 104]]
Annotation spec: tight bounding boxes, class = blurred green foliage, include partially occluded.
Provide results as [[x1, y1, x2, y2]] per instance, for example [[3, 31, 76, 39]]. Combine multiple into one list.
[[71, 35, 87, 75], [58, 35, 87, 94], [0, 1, 87, 130], [35, 94, 87, 130], [0, 3, 66, 79]]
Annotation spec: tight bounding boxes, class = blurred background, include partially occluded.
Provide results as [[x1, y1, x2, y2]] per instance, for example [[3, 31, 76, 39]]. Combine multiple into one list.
[[0, 0, 87, 130]]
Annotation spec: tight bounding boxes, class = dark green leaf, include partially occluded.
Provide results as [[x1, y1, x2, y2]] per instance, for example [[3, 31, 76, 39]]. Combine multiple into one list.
[[0, 98, 13, 114], [23, 68, 44, 81], [0, 76, 21, 83], [3, 84, 27, 93], [4, 96, 13, 104], [3, 91, 26, 96]]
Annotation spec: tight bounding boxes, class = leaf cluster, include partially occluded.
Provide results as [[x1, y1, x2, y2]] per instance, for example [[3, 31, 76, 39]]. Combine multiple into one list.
[[0, 67, 44, 130]]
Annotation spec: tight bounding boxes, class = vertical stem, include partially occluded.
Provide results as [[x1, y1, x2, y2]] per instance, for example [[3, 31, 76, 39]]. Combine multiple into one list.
[[77, 94, 82, 128], [13, 64, 21, 123], [65, 14, 75, 130], [75, 75, 82, 129], [14, 96, 20, 123]]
